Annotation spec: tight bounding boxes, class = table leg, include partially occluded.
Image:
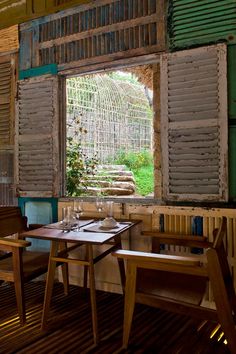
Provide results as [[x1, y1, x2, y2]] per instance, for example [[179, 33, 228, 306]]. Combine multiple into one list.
[[83, 245, 89, 289], [116, 235, 126, 292], [60, 242, 69, 295], [87, 244, 98, 344], [41, 241, 59, 330]]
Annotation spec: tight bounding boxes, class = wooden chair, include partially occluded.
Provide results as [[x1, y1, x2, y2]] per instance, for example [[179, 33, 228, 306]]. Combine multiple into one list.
[[0, 206, 68, 325], [113, 217, 236, 354]]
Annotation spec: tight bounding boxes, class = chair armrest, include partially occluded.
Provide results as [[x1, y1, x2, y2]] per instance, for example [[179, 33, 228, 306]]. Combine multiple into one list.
[[112, 250, 207, 276], [112, 249, 205, 266], [0, 237, 31, 248], [142, 231, 211, 248]]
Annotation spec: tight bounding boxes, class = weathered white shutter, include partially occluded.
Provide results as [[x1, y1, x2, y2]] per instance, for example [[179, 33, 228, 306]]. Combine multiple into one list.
[[16, 75, 61, 197], [0, 54, 16, 147], [160, 44, 228, 202], [0, 54, 17, 205]]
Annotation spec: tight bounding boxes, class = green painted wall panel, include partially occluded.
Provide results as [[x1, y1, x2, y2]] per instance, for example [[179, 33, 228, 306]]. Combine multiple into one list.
[[229, 127, 236, 200], [228, 45, 236, 119], [169, 0, 236, 50]]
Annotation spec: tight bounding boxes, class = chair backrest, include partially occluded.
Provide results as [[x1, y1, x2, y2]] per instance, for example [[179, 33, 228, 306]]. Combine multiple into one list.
[[212, 216, 227, 250], [207, 216, 236, 322], [0, 207, 27, 238], [113, 216, 236, 353]]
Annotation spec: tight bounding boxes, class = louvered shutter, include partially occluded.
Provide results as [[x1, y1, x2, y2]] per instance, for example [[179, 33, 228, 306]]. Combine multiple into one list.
[[16, 75, 61, 197], [0, 55, 16, 147], [160, 44, 228, 202], [0, 54, 17, 205]]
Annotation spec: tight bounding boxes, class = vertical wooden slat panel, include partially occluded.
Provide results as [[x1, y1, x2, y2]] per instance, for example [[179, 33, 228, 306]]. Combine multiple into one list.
[[19, 0, 166, 71]]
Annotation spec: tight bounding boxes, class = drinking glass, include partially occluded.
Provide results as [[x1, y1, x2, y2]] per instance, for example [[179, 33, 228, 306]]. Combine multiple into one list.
[[73, 200, 84, 230], [95, 197, 105, 222], [61, 206, 73, 231], [73, 200, 84, 219], [106, 201, 114, 218]]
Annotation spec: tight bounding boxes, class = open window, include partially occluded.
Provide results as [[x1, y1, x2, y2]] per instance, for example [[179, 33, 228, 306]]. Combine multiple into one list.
[[66, 66, 155, 198]]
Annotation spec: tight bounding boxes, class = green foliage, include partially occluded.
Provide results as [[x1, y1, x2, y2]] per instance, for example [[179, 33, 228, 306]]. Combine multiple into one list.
[[113, 149, 154, 196], [66, 137, 98, 196], [108, 71, 139, 85], [133, 165, 154, 196], [114, 149, 153, 170]]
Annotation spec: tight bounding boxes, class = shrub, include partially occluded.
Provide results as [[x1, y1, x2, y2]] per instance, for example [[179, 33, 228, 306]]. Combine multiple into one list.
[[114, 149, 153, 170], [66, 137, 98, 196], [113, 149, 154, 196]]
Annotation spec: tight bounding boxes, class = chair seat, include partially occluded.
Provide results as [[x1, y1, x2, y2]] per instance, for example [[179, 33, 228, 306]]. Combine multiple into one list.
[[137, 269, 207, 305], [0, 251, 49, 281]]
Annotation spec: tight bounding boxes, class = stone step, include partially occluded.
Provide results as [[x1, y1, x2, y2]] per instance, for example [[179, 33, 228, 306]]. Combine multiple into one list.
[[98, 165, 127, 171], [84, 187, 134, 196], [86, 180, 135, 191], [87, 175, 135, 183]]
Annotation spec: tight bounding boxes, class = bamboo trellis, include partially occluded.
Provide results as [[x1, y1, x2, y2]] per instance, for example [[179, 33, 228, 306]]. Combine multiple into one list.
[[66, 72, 153, 163]]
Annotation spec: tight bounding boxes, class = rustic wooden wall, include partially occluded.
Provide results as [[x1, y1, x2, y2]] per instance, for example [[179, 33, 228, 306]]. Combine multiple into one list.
[[19, 0, 166, 72], [0, 25, 19, 53], [0, 0, 90, 30]]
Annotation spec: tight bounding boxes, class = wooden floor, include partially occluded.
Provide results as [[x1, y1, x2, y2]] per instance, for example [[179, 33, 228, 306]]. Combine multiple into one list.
[[0, 281, 230, 354]]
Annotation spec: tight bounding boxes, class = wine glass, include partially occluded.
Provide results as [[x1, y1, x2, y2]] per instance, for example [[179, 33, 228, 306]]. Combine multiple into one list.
[[73, 200, 84, 230], [95, 197, 105, 223], [61, 206, 73, 232]]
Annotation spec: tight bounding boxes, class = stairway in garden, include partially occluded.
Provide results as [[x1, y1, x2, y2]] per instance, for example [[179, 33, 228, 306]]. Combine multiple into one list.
[[86, 165, 136, 196]]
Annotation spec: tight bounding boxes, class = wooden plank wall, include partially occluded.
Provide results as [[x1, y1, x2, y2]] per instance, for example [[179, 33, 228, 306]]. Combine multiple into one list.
[[58, 201, 236, 302], [0, 25, 19, 53], [0, 0, 90, 30], [19, 0, 166, 71]]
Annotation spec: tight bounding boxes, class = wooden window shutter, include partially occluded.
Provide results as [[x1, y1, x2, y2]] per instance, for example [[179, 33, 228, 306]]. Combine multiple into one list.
[[0, 54, 16, 147], [160, 44, 228, 202], [0, 54, 17, 205], [16, 75, 61, 197]]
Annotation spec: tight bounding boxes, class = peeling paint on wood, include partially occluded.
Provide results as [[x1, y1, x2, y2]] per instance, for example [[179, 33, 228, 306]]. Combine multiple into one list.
[[16, 75, 61, 197], [0, 54, 17, 147], [160, 44, 228, 202]]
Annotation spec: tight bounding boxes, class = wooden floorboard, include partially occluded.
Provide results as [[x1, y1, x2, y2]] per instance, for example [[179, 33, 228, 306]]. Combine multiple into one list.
[[0, 281, 230, 354]]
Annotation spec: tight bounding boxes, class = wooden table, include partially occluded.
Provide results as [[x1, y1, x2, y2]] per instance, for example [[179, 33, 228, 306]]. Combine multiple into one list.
[[21, 219, 140, 344]]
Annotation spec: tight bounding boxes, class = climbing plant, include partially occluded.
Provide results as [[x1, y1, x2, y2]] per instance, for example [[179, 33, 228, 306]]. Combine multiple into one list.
[[66, 119, 98, 196]]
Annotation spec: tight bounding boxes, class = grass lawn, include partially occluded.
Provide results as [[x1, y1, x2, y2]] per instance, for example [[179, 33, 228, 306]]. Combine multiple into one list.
[[133, 165, 154, 196]]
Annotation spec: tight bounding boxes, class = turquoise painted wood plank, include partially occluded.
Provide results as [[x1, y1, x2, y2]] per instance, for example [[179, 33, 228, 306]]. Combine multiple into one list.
[[19, 64, 58, 80], [18, 197, 58, 251]]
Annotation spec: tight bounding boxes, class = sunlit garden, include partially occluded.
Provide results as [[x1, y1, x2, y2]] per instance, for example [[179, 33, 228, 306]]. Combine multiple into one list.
[[66, 70, 154, 197]]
